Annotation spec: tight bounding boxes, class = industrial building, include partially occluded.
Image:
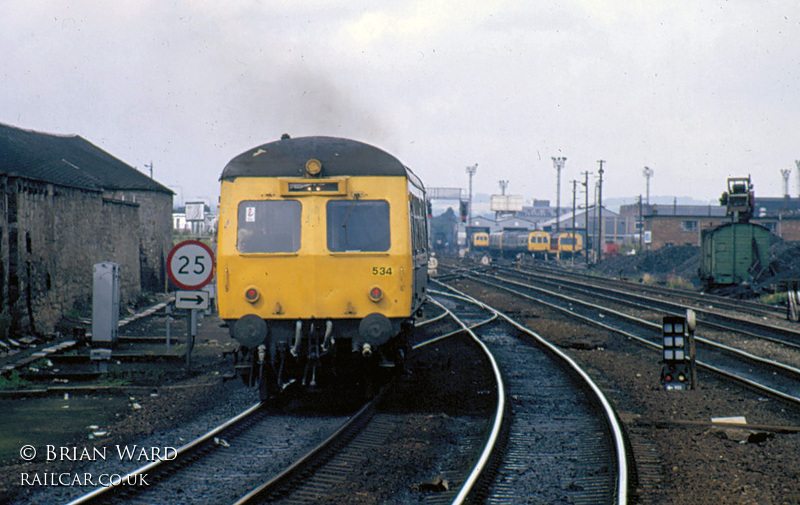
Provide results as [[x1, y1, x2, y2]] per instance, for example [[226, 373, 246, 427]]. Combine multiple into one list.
[[0, 123, 173, 335]]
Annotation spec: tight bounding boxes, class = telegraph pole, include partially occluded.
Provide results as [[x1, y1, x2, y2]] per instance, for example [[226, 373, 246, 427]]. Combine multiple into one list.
[[582, 170, 589, 265], [571, 179, 577, 266], [144, 161, 153, 179], [552, 157, 567, 232], [598, 160, 606, 259], [638, 195, 643, 252]]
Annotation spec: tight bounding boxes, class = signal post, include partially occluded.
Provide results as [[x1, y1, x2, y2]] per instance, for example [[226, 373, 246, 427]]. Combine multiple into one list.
[[660, 311, 697, 391]]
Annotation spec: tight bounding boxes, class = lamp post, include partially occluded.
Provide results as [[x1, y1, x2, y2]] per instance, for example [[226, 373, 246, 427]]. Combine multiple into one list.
[[552, 157, 567, 232], [497, 180, 509, 221], [643, 166, 654, 204], [466, 164, 478, 224], [796, 160, 800, 198], [498, 180, 509, 195], [781, 168, 792, 198]]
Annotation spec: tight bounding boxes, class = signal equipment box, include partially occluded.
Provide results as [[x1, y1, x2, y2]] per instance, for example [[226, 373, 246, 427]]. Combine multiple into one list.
[[661, 315, 691, 390], [92, 262, 120, 345]]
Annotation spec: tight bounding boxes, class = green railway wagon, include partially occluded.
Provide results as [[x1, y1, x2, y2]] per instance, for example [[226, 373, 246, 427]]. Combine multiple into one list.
[[699, 222, 771, 286]]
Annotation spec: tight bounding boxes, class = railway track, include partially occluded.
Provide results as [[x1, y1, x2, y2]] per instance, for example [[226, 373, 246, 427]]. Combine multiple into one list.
[[58, 307, 492, 504], [232, 302, 500, 504], [63, 402, 352, 505], [61, 292, 628, 504], [491, 265, 800, 362], [430, 285, 629, 505], [0, 298, 176, 381], [528, 262, 786, 321], [456, 266, 800, 405]]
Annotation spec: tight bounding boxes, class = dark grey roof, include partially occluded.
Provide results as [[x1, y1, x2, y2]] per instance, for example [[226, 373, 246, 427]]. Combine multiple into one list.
[[648, 204, 727, 217], [754, 197, 800, 216], [0, 123, 173, 194], [221, 136, 423, 188]]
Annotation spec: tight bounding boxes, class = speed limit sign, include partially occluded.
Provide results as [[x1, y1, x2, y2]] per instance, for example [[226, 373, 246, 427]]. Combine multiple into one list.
[[167, 240, 215, 290]]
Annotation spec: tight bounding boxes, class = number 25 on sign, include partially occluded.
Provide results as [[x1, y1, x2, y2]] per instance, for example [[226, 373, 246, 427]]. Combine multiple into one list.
[[167, 241, 215, 290]]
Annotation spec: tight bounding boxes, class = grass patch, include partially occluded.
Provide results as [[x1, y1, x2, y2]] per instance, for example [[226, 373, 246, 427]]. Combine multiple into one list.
[[760, 292, 787, 306], [0, 370, 29, 390], [666, 275, 695, 290]]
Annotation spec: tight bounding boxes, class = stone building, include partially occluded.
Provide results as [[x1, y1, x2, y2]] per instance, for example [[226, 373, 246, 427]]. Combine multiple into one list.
[[0, 123, 173, 335]]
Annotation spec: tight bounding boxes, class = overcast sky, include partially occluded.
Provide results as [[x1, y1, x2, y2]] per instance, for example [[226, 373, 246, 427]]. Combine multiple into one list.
[[2, 1, 799, 209]]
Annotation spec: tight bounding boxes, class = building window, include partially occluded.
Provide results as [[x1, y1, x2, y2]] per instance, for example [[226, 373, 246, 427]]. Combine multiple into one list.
[[680, 220, 698, 232]]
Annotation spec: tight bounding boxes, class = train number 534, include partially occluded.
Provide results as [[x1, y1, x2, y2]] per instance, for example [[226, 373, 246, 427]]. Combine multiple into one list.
[[372, 267, 393, 276]]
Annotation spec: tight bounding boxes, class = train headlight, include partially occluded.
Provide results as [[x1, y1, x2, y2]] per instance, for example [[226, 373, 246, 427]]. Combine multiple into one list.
[[245, 286, 260, 303], [305, 158, 322, 176], [368, 286, 383, 303]]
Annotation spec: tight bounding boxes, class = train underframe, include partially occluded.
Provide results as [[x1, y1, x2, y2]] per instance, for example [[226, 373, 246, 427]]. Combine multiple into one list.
[[231, 316, 414, 401]]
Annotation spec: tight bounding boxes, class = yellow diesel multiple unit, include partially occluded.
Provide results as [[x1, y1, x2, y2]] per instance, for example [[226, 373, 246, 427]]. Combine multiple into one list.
[[527, 231, 551, 256], [217, 136, 428, 400], [551, 231, 584, 256], [472, 232, 490, 251]]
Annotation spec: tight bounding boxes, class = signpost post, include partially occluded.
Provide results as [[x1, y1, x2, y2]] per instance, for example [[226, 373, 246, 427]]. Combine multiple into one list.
[[167, 241, 215, 368]]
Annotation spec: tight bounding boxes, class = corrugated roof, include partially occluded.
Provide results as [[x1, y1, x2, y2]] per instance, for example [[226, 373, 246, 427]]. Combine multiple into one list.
[[0, 123, 173, 194]]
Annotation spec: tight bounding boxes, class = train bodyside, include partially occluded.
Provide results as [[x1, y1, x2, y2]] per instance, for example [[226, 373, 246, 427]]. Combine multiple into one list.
[[216, 136, 428, 399], [699, 222, 770, 286], [489, 230, 528, 258]]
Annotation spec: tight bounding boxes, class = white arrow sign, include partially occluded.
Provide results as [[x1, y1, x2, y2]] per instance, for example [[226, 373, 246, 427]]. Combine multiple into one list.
[[175, 290, 210, 310]]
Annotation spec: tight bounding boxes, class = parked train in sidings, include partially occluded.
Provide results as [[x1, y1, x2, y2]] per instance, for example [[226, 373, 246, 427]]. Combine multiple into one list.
[[216, 135, 429, 400], [482, 229, 583, 261]]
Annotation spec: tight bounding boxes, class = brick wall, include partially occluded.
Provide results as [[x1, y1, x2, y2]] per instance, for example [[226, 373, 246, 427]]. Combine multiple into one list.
[[775, 218, 800, 240], [645, 215, 800, 250], [644, 216, 720, 250]]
